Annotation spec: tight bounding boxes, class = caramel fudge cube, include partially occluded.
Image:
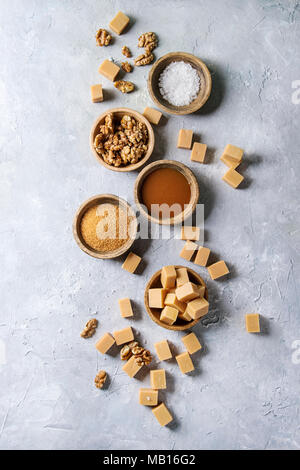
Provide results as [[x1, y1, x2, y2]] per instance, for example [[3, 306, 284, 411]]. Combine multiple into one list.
[[118, 298, 133, 318], [221, 144, 243, 166], [176, 267, 189, 287], [122, 252, 141, 274], [160, 306, 178, 325], [176, 351, 194, 374], [109, 11, 129, 35], [150, 369, 166, 390], [186, 297, 209, 319], [175, 282, 200, 302], [90, 84, 103, 103], [191, 142, 207, 163], [164, 293, 186, 313], [148, 288, 168, 309], [177, 129, 193, 149], [143, 107, 162, 125], [152, 403, 173, 426], [154, 340, 172, 361], [95, 332, 115, 354], [98, 59, 120, 82], [122, 355, 143, 378], [222, 168, 244, 189], [182, 332, 202, 354], [179, 308, 192, 322], [245, 313, 260, 333], [139, 388, 158, 406], [180, 240, 198, 261], [207, 260, 229, 280], [180, 226, 200, 241], [194, 246, 210, 267], [221, 154, 240, 169], [113, 326, 134, 345], [197, 285, 206, 297], [161, 265, 176, 288]]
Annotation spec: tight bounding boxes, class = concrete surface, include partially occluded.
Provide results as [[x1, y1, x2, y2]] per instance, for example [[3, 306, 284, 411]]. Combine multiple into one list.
[[1, 0, 300, 450]]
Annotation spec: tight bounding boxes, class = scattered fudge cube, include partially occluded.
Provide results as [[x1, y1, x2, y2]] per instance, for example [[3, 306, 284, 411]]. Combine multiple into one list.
[[95, 333, 115, 354], [175, 282, 200, 302], [118, 298, 134, 318], [152, 403, 173, 426], [90, 84, 103, 103], [122, 252, 141, 273], [154, 340, 172, 361], [180, 240, 198, 261], [222, 168, 244, 188], [113, 326, 134, 345], [122, 355, 143, 378], [177, 129, 193, 149], [220, 144, 243, 167], [109, 11, 129, 35], [181, 332, 202, 354], [194, 246, 211, 266], [191, 142, 207, 163], [98, 59, 120, 81], [245, 313, 260, 333], [186, 297, 209, 319], [180, 226, 200, 241], [221, 155, 240, 169], [161, 265, 176, 288], [150, 369, 166, 390], [179, 308, 192, 322], [139, 388, 158, 406], [164, 293, 186, 313], [160, 306, 178, 325], [176, 351, 195, 374], [148, 288, 168, 308], [143, 107, 162, 125], [207, 260, 229, 280], [176, 267, 190, 287]]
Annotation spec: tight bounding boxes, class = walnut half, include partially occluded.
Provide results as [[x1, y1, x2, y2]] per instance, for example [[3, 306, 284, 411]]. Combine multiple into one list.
[[114, 80, 135, 93], [122, 46, 132, 58], [95, 370, 107, 389], [80, 318, 98, 338], [121, 62, 133, 73], [96, 29, 112, 46], [134, 52, 154, 66]]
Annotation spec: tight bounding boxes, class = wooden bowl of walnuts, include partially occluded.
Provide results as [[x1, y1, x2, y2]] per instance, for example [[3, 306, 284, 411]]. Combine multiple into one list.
[[90, 107, 155, 172], [144, 266, 209, 331]]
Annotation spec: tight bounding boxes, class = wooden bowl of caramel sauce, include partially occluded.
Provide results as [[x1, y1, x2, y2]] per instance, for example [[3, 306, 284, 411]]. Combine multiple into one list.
[[144, 266, 208, 331], [134, 160, 199, 225]]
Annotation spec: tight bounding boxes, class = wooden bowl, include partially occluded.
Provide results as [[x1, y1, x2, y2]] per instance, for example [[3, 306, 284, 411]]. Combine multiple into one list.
[[148, 52, 212, 115], [134, 159, 199, 225], [144, 266, 208, 331], [90, 107, 155, 172], [73, 194, 137, 259]]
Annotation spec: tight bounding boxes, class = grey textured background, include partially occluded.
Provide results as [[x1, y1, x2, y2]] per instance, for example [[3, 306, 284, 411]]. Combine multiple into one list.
[[1, 0, 300, 450]]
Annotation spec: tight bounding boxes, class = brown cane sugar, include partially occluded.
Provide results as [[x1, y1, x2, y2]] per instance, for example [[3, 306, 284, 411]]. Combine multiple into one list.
[[80, 203, 133, 252], [141, 168, 191, 220]]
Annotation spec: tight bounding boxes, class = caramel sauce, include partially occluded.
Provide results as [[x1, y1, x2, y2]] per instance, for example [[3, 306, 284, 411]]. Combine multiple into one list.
[[141, 168, 191, 219]]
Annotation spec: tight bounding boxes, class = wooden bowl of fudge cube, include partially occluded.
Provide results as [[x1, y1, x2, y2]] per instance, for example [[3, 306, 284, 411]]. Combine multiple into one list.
[[144, 265, 209, 331], [90, 107, 155, 172]]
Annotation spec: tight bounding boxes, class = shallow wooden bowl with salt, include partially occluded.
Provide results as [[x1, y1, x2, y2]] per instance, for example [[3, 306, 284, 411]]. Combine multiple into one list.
[[148, 52, 212, 115]]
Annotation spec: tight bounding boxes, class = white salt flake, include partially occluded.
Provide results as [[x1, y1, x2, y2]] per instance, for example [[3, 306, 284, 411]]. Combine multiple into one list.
[[158, 61, 200, 107]]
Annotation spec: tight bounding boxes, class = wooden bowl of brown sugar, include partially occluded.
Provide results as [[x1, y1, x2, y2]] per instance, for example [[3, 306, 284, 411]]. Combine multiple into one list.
[[144, 266, 208, 331], [90, 107, 155, 172], [73, 194, 137, 259]]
